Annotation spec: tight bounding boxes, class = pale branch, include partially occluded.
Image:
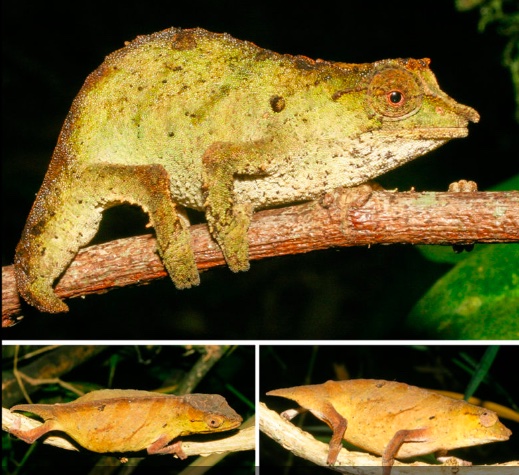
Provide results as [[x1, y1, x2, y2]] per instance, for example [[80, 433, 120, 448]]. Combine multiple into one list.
[[2, 407, 78, 451], [3, 189, 518, 325], [2, 408, 254, 458], [259, 403, 519, 474]]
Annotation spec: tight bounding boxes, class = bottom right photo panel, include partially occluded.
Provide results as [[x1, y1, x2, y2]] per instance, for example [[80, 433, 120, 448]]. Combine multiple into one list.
[[260, 345, 518, 473]]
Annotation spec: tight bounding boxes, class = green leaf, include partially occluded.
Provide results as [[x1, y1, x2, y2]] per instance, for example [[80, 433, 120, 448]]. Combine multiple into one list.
[[489, 174, 519, 191], [407, 244, 519, 339], [463, 346, 499, 399], [415, 244, 478, 264]]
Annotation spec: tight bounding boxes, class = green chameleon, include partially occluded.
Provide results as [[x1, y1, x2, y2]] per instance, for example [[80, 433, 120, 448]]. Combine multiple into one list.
[[14, 27, 479, 313]]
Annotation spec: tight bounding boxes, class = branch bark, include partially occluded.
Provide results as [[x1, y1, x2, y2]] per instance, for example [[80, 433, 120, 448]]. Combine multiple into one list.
[[259, 402, 519, 474], [3, 189, 518, 325]]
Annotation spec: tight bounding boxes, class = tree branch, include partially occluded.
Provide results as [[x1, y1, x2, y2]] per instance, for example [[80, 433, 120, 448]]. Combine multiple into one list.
[[259, 402, 519, 474], [3, 189, 518, 325]]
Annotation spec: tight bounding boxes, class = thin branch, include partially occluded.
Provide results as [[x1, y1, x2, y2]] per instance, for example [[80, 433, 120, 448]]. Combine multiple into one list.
[[176, 346, 229, 395], [2, 346, 109, 407], [3, 407, 78, 452], [259, 402, 519, 474], [3, 189, 518, 324]]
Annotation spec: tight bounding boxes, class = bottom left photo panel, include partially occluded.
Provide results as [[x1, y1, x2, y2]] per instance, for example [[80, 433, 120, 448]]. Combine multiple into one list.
[[2, 344, 256, 474]]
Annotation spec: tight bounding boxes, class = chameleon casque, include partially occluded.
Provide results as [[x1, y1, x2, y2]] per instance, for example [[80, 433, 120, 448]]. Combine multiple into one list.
[[14, 27, 480, 312]]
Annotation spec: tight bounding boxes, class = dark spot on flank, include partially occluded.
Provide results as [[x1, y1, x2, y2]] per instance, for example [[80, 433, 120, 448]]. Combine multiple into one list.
[[270, 95, 286, 113]]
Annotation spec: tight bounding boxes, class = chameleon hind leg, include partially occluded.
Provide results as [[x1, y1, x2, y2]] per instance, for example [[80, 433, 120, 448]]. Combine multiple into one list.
[[15, 163, 198, 313]]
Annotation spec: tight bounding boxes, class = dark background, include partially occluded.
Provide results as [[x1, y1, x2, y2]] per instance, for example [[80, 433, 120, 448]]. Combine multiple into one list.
[[260, 345, 519, 469], [2, 1, 517, 339]]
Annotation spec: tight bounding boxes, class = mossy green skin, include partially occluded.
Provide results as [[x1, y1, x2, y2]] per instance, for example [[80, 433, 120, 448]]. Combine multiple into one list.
[[10, 389, 242, 457], [14, 27, 480, 313]]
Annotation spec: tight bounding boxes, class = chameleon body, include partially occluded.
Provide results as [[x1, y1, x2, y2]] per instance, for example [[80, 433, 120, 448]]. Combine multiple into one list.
[[267, 379, 511, 473], [10, 389, 242, 457], [14, 27, 480, 312]]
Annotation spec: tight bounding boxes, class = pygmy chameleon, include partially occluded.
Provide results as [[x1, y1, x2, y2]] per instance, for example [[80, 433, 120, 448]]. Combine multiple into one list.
[[267, 379, 512, 474], [14, 27, 480, 313], [10, 389, 242, 457]]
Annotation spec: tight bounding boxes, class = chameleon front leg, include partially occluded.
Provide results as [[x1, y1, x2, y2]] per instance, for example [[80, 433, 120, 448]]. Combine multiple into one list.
[[147, 434, 187, 459], [382, 428, 429, 475], [201, 141, 276, 272], [15, 163, 198, 313]]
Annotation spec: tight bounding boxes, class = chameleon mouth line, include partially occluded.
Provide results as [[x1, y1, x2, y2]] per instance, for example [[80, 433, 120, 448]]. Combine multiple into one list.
[[376, 127, 469, 140]]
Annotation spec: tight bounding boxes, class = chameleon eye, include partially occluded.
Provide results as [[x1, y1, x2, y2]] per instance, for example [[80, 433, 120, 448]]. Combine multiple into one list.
[[479, 410, 498, 427], [368, 66, 423, 119], [388, 90, 404, 105], [204, 414, 224, 428]]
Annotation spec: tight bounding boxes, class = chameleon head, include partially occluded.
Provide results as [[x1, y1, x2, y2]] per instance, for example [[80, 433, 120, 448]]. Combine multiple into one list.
[[179, 394, 242, 436], [469, 407, 512, 443], [362, 58, 480, 136], [436, 404, 512, 450], [324, 57, 481, 187]]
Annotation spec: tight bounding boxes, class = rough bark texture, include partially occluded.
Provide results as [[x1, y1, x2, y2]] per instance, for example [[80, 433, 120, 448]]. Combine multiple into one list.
[[3, 189, 518, 325]]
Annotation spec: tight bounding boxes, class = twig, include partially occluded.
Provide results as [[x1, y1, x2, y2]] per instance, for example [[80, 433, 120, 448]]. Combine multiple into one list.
[[3, 346, 109, 407], [2, 408, 78, 452], [176, 346, 229, 395], [3, 189, 518, 324]]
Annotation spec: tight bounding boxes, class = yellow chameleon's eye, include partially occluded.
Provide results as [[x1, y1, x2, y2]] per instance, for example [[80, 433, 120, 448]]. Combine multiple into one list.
[[368, 67, 423, 119], [204, 414, 224, 428]]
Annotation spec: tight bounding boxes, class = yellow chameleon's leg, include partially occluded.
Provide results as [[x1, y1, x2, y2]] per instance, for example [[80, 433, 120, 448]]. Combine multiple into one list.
[[147, 434, 187, 459], [382, 428, 429, 475], [15, 163, 198, 313]]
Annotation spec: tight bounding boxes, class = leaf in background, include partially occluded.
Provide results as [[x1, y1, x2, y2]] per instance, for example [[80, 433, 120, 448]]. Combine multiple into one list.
[[489, 174, 519, 191], [407, 244, 519, 339]]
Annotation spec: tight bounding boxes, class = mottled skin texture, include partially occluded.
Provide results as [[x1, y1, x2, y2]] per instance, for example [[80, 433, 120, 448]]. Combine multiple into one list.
[[10, 389, 242, 457], [267, 379, 511, 474], [14, 27, 480, 313]]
